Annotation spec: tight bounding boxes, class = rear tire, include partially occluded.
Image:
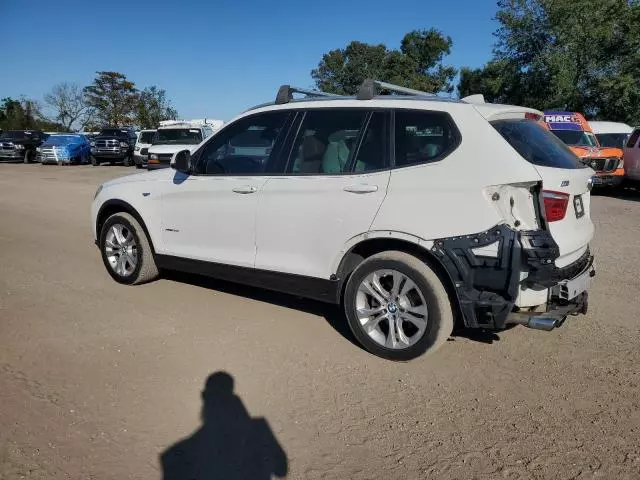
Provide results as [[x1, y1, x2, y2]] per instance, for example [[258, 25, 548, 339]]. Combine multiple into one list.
[[99, 212, 159, 285], [343, 251, 454, 361]]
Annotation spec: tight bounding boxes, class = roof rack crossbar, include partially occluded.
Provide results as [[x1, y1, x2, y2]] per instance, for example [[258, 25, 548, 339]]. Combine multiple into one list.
[[356, 79, 437, 100], [275, 85, 342, 105]]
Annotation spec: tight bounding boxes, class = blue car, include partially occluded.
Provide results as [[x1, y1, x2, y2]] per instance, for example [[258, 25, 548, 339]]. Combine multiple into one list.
[[37, 134, 91, 165]]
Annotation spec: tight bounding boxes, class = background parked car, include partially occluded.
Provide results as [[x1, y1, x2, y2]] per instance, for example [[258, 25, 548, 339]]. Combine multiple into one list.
[[589, 121, 633, 149], [133, 129, 156, 169], [37, 134, 91, 165], [90, 127, 138, 166], [543, 111, 624, 187], [0, 130, 46, 163], [147, 120, 221, 168]]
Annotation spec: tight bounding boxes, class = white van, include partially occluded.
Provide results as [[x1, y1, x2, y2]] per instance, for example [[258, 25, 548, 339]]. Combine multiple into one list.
[[147, 120, 223, 168], [589, 121, 633, 150]]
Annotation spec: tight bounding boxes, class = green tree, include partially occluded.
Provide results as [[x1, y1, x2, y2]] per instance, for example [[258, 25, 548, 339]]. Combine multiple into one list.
[[312, 29, 457, 95], [459, 0, 640, 123], [0, 97, 61, 131], [136, 86, 178, 129], [83, 71, 138, 127]]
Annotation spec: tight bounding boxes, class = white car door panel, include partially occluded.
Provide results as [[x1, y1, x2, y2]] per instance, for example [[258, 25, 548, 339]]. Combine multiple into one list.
[[160, 175, 267, 267], [255, 172, 390, 278]]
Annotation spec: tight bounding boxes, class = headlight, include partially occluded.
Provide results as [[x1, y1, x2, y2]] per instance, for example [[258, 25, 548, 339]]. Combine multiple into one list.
[[15, 144, 25, 150], [135, 146, 140, 151], [94, 184, 103, 200], [149, 153, 158, 160], [36, 147, 41, 152], [90, 141, 95, 147], [120, 142, 129, 148]]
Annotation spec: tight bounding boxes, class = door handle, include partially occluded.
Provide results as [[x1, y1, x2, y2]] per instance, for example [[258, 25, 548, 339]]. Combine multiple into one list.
[[232, 185, 258, 194], [343, 184, 378, 194]]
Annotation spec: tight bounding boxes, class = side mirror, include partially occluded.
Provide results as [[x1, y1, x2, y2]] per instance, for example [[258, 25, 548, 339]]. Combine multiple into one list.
[[171, 149, 191, 173]]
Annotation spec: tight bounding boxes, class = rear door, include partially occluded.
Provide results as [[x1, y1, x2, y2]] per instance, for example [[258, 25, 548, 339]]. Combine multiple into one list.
[[254, 109, 390, 279], [492, 118, 594, 267]]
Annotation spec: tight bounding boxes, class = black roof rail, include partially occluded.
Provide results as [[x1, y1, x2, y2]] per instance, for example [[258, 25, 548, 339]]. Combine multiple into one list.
[[275, 85, 341, 105], [356, 79, 437, 100]]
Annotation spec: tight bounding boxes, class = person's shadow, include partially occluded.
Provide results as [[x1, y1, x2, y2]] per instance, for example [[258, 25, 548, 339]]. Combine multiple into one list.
[[160, 372, 288, 479]]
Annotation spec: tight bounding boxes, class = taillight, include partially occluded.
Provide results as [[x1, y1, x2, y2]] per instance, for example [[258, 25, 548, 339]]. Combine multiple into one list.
[[543, 190, 570, 222]]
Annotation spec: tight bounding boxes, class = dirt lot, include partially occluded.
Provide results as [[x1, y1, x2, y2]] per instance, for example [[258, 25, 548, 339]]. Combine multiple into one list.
[[0, 163, 639, 480]]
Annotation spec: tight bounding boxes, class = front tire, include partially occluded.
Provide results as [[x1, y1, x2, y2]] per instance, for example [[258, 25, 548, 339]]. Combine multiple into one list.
[[23, 150, 33, 163], [99, 212, 159, 285], [123, 155, 133, 167], [91, 155, 100, 166], [343, 251, 453, 361]]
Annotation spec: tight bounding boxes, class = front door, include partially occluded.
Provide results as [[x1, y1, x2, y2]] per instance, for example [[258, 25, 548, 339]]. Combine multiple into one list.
[[160, 111, 293, 268]]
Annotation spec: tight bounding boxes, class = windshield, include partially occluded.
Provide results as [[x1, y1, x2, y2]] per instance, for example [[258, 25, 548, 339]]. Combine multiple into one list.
[[100, 129, 128, 137], [595, 133, 628, 149], [139, 131, 156, 144], [44, 135, 83, 146], [155, 128, 202, 145], [492, 119, 586, 169], [550, 130, 597, 147], [0, 131, 34, 140]]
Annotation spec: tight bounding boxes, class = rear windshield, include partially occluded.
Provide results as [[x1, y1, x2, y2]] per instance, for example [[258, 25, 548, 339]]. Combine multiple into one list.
[[492, 119, 586, 169], [595, 133, 628, 149]]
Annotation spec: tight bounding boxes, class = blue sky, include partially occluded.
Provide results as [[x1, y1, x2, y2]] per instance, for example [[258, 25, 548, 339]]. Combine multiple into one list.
[[2, 0, 498, 121]]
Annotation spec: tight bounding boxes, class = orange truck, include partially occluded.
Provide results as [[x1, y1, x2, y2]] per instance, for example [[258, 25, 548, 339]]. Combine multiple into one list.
[[543, 111, 624, 187]]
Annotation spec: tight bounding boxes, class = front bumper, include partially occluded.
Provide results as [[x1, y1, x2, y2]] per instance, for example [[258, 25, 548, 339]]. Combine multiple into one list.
[[0, 150, 24, 159], [592, 174, 623, 187]]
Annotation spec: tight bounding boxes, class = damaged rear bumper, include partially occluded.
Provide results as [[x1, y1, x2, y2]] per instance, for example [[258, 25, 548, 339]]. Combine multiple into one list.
[[431, 224, 594, 331]]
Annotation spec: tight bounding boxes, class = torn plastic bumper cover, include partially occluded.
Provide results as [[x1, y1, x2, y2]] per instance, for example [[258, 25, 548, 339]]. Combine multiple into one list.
[[430, 224, 593, 329]]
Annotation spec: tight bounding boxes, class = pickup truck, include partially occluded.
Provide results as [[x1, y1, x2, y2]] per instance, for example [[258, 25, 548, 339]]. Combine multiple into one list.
[[0, 130, 47, 163], [89, 128, 138, 166]]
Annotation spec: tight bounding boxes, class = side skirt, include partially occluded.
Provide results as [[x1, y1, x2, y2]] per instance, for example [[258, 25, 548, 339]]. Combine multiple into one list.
[[155, 255, 341, 304]]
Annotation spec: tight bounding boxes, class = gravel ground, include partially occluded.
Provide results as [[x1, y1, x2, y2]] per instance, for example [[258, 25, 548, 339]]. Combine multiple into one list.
[[1, 163, 639, 480]]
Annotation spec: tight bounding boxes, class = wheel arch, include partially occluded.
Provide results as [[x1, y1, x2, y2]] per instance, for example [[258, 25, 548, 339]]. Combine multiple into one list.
[[96, 199, 156, 254], [334, 236, 462, 325]]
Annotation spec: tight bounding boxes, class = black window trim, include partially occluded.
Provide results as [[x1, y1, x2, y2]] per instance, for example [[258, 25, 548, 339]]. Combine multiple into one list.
[[190, 110, 295, 177], [390, 108, 462, 170], [278, 107, 392, 177]]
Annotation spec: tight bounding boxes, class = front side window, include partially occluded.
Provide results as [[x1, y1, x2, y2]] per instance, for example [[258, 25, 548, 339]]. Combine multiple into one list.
[[196, 111, 290, 175], [626, 129, 640, 148], [155, 128, 202, 145], [394, 110, 459, 167], [287, 110, 367, 174]]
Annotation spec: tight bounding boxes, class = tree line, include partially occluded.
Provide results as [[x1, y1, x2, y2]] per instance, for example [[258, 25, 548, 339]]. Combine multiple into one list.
[[1, 71, 177, 132], [312, 0, 640, 124]]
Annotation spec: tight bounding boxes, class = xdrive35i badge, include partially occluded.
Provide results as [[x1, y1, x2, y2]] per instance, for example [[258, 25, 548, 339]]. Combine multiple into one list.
[[561, 180, 570, 187]]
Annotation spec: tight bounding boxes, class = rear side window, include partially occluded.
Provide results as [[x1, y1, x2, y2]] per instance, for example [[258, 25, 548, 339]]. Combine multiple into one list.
[[492, 119, 586, 169], [626, 129, 640, 148], [394, 110, 460, 167]]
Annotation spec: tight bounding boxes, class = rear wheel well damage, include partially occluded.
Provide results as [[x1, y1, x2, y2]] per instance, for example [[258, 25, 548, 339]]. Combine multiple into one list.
[[96, 200, 156, 254], [335, 225, 563, 330]]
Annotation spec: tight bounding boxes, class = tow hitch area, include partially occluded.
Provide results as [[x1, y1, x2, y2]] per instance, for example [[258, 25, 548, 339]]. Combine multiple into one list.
[[507, 292, 589, 331]]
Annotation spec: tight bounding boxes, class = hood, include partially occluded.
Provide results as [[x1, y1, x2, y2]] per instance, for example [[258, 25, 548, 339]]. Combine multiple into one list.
[[147, 144, 199, 154], [102, 168, 173, 189], [570, 145, 623, 159]]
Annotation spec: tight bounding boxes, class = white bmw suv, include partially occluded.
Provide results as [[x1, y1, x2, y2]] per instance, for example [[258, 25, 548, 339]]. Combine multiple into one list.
[[91, 80, 596, 360]]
